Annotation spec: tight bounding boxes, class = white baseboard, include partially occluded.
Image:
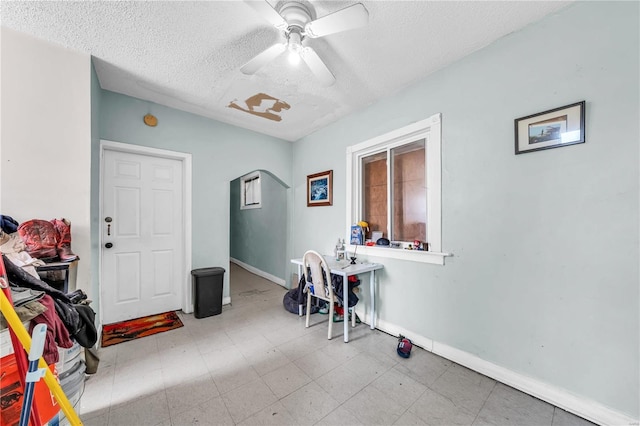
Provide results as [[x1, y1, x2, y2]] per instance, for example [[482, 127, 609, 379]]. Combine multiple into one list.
[[229, 258, 287, 287], [373, 318, 637, 426], [223, 296, 231, 305]]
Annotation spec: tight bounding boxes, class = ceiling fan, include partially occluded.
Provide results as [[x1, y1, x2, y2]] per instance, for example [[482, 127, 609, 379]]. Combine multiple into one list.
[[242, 1, 369, 86]]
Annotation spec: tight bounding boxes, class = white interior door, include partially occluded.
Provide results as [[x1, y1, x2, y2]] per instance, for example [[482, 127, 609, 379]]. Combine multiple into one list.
[[101, 148, 184, 324]]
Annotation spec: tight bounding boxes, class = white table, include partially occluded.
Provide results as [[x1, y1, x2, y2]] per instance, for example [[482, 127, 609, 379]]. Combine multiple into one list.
[[291, 256, 383, 342]]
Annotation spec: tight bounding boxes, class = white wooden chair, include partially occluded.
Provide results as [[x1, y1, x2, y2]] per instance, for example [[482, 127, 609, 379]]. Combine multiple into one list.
[[302, 250, 335, 339]]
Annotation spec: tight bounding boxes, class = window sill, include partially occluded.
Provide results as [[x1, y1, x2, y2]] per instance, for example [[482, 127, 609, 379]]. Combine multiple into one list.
[[240, 204, 261, 210], [346, 244, 451, 265]]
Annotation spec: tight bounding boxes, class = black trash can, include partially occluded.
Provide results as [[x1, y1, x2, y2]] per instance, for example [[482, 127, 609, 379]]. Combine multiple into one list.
[[191, 267, 225, 318]]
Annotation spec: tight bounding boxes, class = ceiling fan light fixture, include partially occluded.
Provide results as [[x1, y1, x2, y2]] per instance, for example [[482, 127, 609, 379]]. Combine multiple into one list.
[[287, 31, 302, 66], [242, 0, 369, 83], [288, 49, 301, 65]]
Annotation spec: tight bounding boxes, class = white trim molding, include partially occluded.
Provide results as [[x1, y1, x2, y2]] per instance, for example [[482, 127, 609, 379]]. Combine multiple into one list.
[[372, 319, 637, 426], [432, 343, 637, 426], [230, 258, 286, 287], [346, 244, 451, 265]]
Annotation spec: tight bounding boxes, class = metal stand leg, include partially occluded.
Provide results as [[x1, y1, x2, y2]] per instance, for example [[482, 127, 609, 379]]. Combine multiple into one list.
[[297, 264, 303, 316], [343, 275, 349, 343], [370, 271, 375, 330]]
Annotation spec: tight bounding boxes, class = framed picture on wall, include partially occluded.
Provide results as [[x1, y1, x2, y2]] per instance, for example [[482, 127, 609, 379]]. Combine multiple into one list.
[[514, 101, 585, 155], [307, 170, 333, 207]]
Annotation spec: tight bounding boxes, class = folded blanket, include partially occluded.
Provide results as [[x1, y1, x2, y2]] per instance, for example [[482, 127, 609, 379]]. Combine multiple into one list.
[[10, 286, 44, 306]]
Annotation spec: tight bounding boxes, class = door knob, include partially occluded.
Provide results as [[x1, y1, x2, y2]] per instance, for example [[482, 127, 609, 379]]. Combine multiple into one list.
[[105, 243, 113, 249]]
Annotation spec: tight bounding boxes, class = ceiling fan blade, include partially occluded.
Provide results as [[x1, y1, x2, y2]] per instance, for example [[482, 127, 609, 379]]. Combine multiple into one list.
[[244, 0, 287, 30], [304, 3, 369, 38], [240, 43, 286, 74], [300, 47, 335, 86]]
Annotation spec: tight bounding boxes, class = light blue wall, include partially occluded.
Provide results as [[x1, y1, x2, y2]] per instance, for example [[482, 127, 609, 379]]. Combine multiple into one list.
[[292, 1, 638, 419], [230, 170, 289, 282], [97, 90, 293, 301]]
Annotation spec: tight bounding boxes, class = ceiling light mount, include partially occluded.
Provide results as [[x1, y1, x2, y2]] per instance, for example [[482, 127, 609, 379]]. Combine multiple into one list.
[[278, 2, 313, 31], [242, 0, 369, 86], [280, 2, 311, 66]]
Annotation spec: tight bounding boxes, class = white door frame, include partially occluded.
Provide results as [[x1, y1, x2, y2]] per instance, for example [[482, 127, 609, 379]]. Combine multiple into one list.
[[99, 140, 193, 324]]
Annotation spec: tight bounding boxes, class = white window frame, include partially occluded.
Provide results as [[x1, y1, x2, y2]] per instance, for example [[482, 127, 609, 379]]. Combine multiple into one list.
[[241, 171, 262, 210], [346, 113, 448, 265]]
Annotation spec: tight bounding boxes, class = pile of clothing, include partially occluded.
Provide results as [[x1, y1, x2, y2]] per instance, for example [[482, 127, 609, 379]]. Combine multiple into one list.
[[0, 214, 97, 366], [282, 269, 360, 316]]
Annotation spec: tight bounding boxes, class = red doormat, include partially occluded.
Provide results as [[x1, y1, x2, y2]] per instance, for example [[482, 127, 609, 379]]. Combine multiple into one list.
[[101, 311, 183, 347]]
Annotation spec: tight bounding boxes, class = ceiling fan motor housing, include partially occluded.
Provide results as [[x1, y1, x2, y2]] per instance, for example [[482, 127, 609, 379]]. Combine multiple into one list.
[[278, 2, 314, 33]]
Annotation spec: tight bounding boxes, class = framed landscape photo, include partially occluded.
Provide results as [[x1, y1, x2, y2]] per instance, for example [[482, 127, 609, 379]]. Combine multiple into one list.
[[515, 101, 585, 155], [307, 170, 333, 207]]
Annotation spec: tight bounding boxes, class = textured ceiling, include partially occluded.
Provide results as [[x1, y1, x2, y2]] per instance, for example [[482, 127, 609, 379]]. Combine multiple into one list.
[[2, 1, 572, 141]]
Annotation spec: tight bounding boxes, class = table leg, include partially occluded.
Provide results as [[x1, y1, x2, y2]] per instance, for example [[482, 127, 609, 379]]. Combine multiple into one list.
[[297, 264, 303, 316], [370, 271, 375, 330], [343, 274, 349, 343]]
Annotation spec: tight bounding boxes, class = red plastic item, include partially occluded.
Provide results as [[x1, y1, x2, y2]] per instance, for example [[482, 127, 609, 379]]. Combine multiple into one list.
[[0, 253, 49, 426], [0, 354, 59, 426]]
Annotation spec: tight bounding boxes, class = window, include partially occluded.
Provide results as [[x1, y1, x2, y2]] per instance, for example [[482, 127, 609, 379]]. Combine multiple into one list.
[[346, 114, 446, 265], [363, 139, 426, 242], [241, 171, 261, 210]]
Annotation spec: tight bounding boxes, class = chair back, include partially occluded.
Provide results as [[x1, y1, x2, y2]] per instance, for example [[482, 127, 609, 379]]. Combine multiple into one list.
[[302, 250, 333, 302]]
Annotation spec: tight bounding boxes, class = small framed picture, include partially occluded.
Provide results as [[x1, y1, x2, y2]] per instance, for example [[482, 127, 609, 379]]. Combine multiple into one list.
[[515, 101, 585, 155], [350, 225, 364, 245], [307, 170, 333, 207]]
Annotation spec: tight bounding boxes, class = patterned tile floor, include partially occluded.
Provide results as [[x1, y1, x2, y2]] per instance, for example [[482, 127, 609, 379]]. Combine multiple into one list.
[[79, 263, 595, 425]]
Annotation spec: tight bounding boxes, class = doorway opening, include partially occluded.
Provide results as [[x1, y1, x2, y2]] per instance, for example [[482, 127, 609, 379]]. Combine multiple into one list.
[[228, 169, 291, 301]]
